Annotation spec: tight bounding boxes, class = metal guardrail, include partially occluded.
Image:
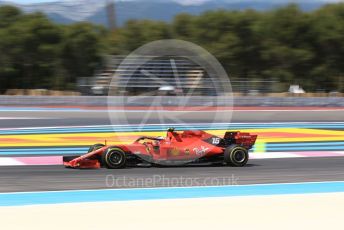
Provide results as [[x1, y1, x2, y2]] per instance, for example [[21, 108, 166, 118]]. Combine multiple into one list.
[[0, 96, 343, 107]]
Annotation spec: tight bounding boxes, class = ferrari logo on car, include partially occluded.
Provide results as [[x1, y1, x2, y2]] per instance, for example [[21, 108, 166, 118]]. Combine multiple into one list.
[[168, 148, 180, 156], [185, 148, 190, 155], [146, 146, 151, 153]]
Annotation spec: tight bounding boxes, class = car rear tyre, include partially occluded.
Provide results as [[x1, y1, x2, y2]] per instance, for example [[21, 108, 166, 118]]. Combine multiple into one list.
[[88, 143, 105, 153], [224, 145, 249, 167], [101, 147, 126, 169]]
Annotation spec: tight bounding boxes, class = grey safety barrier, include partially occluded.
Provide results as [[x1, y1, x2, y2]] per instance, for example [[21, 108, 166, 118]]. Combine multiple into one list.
[[0, 96, 342, 107]]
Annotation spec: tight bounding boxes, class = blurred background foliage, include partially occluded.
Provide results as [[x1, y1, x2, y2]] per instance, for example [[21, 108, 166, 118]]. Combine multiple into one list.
[[0, 3, 343, 93]]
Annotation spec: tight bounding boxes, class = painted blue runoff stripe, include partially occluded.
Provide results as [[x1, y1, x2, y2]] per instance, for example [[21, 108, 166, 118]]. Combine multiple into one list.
[[0, 181, 343, 206], [0, 123, 343, 135]]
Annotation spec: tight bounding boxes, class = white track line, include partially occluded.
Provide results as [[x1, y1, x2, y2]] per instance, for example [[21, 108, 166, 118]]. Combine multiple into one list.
[[0, 117, 51, 120], [0, 122, 343, 131], [1, 152, 344, 167], [1, 109, 343, 113]]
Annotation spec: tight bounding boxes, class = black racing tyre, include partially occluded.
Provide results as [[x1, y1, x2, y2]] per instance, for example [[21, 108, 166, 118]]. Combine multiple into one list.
[[224, 145, 249, 167], [88, 143, 105, 153], [101, 147, 127, 169], [63, 155, 80, 162]]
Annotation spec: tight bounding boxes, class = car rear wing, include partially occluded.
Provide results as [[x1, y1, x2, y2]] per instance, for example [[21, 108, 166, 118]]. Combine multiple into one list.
[[224, 131, 258, 149]]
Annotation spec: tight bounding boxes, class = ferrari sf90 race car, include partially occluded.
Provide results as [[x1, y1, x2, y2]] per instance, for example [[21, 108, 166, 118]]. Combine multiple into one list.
[[63, 128, 257, 169]]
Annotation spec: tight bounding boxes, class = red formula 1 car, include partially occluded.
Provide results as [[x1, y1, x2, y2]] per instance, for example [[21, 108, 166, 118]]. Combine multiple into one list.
[[63, 128, 257, 169]]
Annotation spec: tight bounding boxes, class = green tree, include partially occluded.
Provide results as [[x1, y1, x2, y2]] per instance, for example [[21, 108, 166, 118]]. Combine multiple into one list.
[[59, 23, 105, 89], [0, 12, 61, 90], [2, 3, 344, 93], [172, 13, 196, 40], [259, 5, 314, 89], [113, 20, 171, 53], [308, 4, 344, 91], [0, 5, 22, 28]]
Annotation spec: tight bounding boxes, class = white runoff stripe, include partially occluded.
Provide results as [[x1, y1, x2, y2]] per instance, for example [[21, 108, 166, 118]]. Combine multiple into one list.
[[250, 152, 304, 159], [0, 158, 24, 166]]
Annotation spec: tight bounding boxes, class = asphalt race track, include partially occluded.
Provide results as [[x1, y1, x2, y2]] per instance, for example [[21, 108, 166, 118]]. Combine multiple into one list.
[[0, 109, 343, 193], [0, 157, 343, 192], [0, 110, 343, 128]]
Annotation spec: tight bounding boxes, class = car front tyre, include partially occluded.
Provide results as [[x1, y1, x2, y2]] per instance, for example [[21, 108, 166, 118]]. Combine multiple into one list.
[[101, 148, 127, 169]]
